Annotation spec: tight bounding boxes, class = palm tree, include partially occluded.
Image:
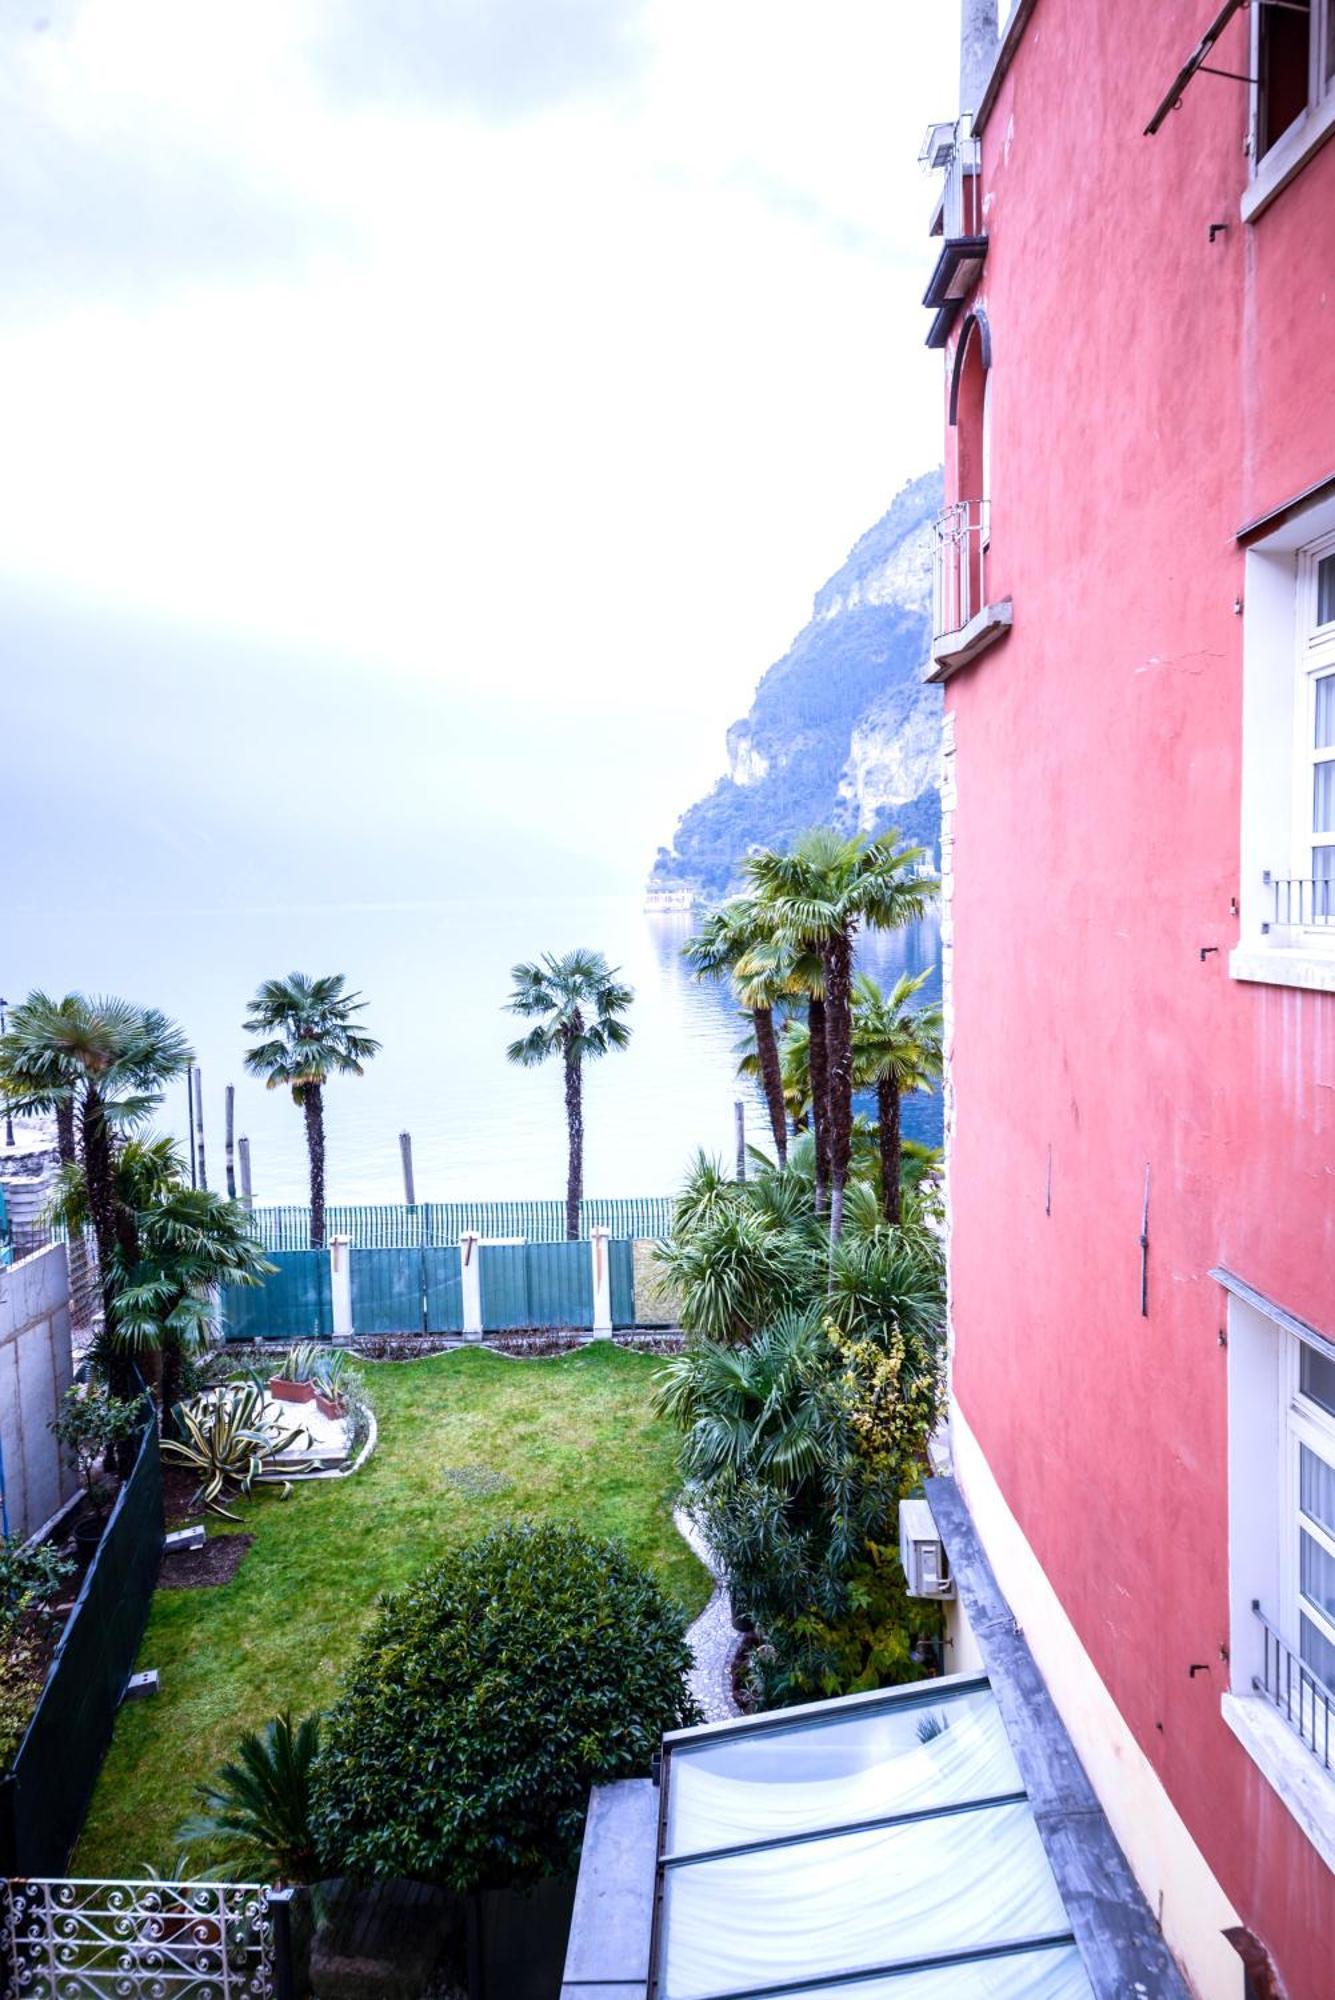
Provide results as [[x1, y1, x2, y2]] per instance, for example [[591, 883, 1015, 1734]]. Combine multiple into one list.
[[0, 994, 193, 1392], [51, 1137, 273, 1412], [852, 971, 943, 1223], [739, 934, 831, 1207], [505, 950, 632, 1239], [746, 831, 936, 1242], [683, 900, 790, 1166], [243, 975, 380, 1249], [177, 1712, 323, 1884]]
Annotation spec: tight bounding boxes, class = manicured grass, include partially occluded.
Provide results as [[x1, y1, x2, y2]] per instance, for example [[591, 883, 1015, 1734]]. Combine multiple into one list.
[[75, 1343, 707, 1874]]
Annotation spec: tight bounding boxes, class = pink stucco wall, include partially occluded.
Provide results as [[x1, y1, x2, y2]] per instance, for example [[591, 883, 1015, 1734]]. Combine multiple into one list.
[[942, 4, 1335, 1992]]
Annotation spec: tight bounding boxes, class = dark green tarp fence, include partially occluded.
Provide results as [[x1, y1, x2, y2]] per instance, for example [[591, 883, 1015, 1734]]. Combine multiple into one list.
[[350, 1247, 465, 1334], [222, 1249, 332, 1342], [223, 1237, 646, 1337], [0, 1407, 164, 1875]]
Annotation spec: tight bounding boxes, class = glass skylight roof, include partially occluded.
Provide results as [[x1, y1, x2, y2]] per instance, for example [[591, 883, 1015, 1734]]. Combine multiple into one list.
[[649, 1675, 1094, 2000]]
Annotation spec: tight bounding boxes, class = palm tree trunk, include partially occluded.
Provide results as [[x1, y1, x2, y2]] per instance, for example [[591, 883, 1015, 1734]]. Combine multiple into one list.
[[303, 1087, 327, 1248], [751, 1007, 788, 1167], [807, 997, 831, 1214], [564, 1046, 583, 1241], [55, 1099, 77, 1167], [823, 931, 855, 1242], [877, 1078, 902, 1224], [80, 1089, 140, 1411]]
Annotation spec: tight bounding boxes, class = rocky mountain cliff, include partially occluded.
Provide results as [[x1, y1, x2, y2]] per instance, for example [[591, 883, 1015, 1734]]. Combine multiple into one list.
[[650, 469, 944, 898]]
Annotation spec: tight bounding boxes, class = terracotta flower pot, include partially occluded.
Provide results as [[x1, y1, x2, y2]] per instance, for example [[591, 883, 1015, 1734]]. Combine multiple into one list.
[[315, 1391, 347, 1422], [269, 1375, 316, 1405]]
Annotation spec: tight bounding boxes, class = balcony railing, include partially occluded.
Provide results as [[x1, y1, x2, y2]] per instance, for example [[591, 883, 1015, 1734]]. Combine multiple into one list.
[[933, 499, 990, 641], [941, 114, 982, 243], [1264, 874, 1335, 930], [1253, 1601, 1334, 1771]]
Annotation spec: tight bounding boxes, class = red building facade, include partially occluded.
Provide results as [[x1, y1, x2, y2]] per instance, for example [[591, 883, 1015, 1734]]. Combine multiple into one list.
[[925, 3, 1335, 1994]]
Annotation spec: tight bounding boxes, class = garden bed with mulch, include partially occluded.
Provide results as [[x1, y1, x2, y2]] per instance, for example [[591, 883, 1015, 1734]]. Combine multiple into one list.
[[158, 1532, 254, 1590]]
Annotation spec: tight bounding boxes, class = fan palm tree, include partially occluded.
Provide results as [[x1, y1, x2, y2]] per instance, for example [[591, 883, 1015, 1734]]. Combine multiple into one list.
[[740, 934, 831, 1207], [243, 975, 380, 1249], [505, 950, 633, 1239], [746, 831, 936, 1241], [852, 971, 943, 1223], [51, 1137, 273, 1412], [683, 900, 791, 1166], [653, 1311, 832, 1485], [0, 994, 193, 1392]]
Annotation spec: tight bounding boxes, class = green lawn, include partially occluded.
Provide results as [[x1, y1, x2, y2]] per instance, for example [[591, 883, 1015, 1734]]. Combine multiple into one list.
[[76, 1342, 708, 1874]]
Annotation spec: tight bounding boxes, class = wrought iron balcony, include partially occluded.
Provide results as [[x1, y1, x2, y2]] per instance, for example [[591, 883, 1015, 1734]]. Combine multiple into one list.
[[933, 498, 989, 640], [1264, 874, 1335, 931], [1253, 1600, 1334, 1772], [927, 500, 1011, 682]]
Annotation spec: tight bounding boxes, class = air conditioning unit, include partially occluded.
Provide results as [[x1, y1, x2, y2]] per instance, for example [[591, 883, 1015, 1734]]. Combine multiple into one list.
[[899, 1497, 954, 1600]]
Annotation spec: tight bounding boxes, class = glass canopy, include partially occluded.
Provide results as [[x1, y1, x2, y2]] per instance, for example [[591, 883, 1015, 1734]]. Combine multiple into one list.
[[649, 1674, 1093, 2000]]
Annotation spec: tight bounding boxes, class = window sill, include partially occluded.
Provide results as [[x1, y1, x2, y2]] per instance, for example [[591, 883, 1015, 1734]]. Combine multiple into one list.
[[1221, 1693, 1335, 1871], [1242, 94, 1335, 224], [1229, 945, 1335, 992], [925, 599, 1013, 683]]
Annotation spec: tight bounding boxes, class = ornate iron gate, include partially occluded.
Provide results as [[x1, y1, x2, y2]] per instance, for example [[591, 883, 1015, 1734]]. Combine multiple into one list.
[[0, 1878, 288, 2000]]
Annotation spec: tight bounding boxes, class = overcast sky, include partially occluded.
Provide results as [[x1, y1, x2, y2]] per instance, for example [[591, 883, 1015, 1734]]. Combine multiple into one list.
[[1, 1, 959, 906]]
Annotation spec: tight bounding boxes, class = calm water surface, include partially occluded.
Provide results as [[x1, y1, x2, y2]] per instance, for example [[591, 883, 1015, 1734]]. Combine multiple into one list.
[[12, 897, 941, 1205]]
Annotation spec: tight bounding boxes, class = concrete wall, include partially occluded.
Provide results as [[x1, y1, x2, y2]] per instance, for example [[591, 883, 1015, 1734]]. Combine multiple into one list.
[[937, 3, 1335, 1993], [0, 1242, 77, 1542]]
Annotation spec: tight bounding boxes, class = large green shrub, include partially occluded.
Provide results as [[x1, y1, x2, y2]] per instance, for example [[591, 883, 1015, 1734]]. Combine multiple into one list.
[[312, 1522, 698, 1890]]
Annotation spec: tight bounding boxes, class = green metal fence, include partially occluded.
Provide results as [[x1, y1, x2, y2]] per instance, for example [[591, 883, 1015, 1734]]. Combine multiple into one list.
[[246, 1196, 674, 1251], [0, 1406, 164, 1875], [349, 1247, 466, 1334]]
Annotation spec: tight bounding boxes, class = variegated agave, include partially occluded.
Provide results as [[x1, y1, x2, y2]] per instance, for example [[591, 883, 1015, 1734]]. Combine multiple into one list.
[[164, 1381, 315, 1518]]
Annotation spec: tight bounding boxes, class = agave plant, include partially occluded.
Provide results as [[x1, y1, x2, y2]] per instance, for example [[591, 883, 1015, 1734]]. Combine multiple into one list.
[[163, 1381, 313, 1518], [277, 1342, 323, 1385], [312, 1347, 350, 1397]]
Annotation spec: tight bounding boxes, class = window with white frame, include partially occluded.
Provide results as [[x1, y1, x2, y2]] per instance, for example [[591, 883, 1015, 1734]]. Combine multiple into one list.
[[1233, 495, 1335, 987], [1224, 1284, 1335, 1861], [1254, 0, 1335, 162], [1291, 1338, 1335, 1696], [1291, 536, 1335, 925]]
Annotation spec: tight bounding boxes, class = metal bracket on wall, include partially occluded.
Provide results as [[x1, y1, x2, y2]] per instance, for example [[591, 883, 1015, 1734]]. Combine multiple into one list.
[[1139, 1166, 1151, 1318]]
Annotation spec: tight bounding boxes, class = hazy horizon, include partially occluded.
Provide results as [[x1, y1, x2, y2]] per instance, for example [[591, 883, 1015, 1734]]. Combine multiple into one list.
[[1, 2, 959, 912]]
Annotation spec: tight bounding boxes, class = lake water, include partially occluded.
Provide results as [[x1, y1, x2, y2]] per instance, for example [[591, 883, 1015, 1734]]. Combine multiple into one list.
[[11, 897, 942, 1206]]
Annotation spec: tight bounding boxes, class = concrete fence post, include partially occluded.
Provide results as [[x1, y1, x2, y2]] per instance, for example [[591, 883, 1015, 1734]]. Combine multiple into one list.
[[590, 1227, 613, 1337], [329, 1235, 354, 1341], [460, 1232, 483, 1339]]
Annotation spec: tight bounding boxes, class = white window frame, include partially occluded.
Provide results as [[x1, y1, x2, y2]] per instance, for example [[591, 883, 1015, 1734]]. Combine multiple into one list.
[[1232, 491, 1335, 990], [1282, 1336, 1335, 1697], [1244, 0, 1335, 223], [1287, 533, 1335, 931], [1222, 1283, 1335, 1869]]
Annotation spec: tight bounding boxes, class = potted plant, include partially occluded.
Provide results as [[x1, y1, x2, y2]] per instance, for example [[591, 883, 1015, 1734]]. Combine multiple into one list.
[[48, 1387, 144, 1559], [313, 1349, 350, 1422], [268, 1343, 321, 1406]]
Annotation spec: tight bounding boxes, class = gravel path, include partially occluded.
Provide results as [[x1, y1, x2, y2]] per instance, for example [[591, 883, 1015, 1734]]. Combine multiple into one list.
[[675, 1504, 743, 1721]]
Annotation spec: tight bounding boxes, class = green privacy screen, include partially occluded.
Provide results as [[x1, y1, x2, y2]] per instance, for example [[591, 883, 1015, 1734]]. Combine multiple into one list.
[[222, 1238, 657, 1338], [478, 1241, 594, 1331], [221, 1250, 332, 1341]]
